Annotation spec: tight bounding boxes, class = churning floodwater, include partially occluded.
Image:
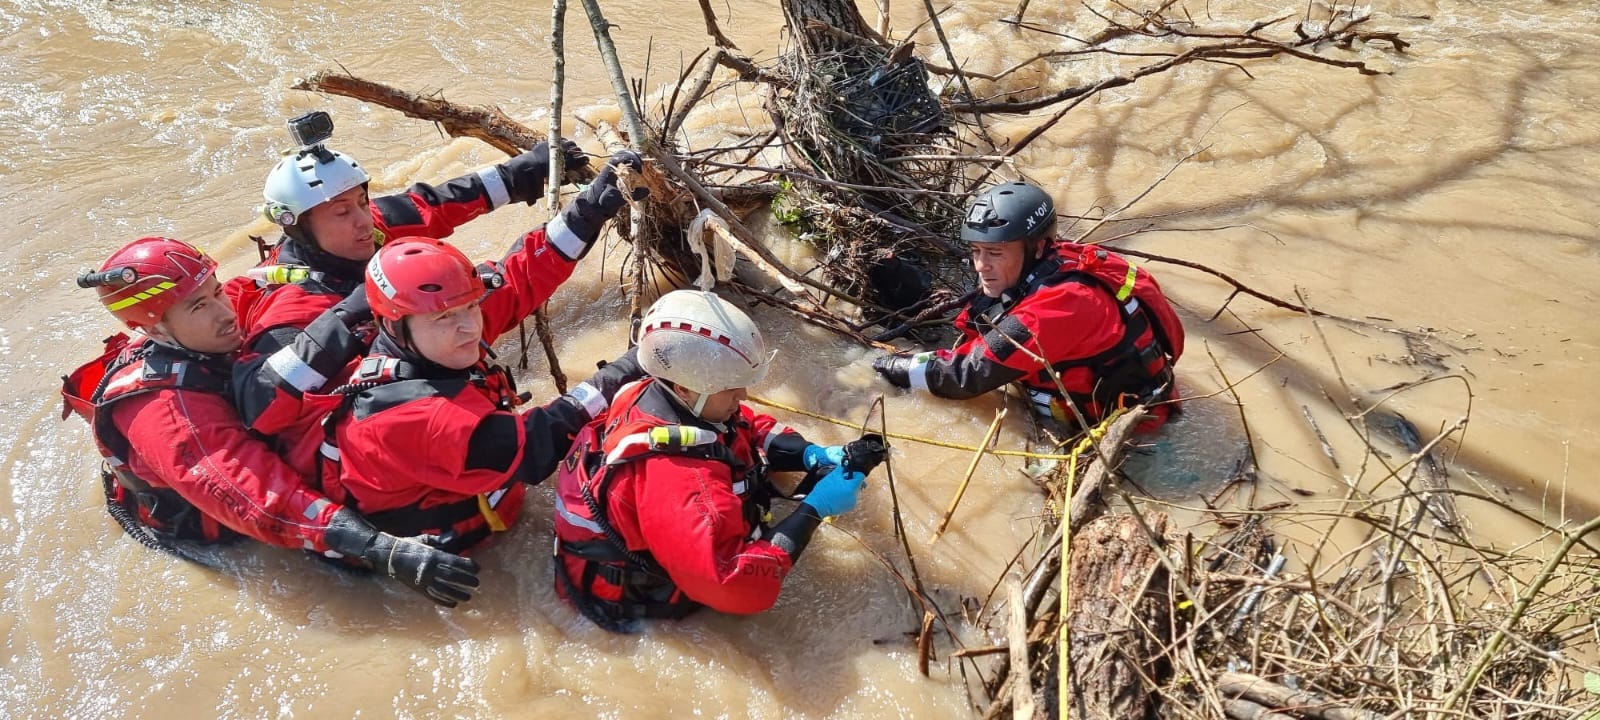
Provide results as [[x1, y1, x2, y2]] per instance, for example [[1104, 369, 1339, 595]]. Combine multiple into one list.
[[1, 0, 1597, 717]]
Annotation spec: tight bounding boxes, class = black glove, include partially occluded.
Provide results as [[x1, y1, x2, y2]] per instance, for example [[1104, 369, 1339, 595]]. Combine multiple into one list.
[[501, 139, 591, 206], [330, 284, 371, 330], [324, 509, 481, 608], [566, 346, 644, 420], [872, 352, 923, 389], [588, 346, 644, 400], [551, 151, 650, 260]]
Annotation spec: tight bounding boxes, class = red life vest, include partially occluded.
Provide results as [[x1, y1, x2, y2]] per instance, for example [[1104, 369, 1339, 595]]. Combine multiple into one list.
[[552, 380, 770, 627], [963, 242, 1184, 424], [316, 354, 526, 554], [59, 334, 238, 542]]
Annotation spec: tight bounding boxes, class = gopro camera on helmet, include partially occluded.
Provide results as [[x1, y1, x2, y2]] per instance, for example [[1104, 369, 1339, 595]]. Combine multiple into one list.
[[287, 110, 335, 150]]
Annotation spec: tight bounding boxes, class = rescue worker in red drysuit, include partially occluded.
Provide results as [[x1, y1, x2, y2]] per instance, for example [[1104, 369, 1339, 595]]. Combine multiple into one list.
[[313, 153, 651, 555], [62, 236, 480, 607], [552, 290, 875, 632], [228, 110, 593, 444], [873, 181, 1185, 430]]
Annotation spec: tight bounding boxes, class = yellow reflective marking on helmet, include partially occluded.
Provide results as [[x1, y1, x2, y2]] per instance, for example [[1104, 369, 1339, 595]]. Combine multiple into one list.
[[104, 281, 183, 311], [1117, 264, 1138, 301]]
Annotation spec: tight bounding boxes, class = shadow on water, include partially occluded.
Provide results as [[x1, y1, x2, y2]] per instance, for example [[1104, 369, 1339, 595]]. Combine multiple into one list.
[[1120, 395, 1250, 501]]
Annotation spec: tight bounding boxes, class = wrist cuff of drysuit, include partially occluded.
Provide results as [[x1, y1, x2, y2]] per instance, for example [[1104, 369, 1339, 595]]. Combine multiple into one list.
[[764, 429, 812, 473], [566, 381, 608, 419], [770, 507, 823, 560], [544, 212, 591, 261]]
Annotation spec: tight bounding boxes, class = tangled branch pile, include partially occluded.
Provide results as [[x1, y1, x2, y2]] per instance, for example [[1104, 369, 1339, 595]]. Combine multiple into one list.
[[285, 0, 1600, 716], [968, 402, 1600, 719]]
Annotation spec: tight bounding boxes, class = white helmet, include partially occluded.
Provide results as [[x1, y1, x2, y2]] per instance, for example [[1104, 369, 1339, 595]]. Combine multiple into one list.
[[261, 148, 370, 227], [637, 290, 772, 404]]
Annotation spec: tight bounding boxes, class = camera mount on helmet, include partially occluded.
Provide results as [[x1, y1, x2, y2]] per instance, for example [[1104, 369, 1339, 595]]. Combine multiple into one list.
[[287, 110, 337, 164]]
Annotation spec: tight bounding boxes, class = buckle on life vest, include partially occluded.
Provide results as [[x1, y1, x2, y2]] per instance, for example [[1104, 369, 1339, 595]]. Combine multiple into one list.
[[477, 487, 510, 532], [356, 356, 402, 383]]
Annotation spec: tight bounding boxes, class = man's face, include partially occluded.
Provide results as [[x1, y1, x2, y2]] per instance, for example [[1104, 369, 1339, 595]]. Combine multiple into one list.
[[685, 386, 747, 424], [404, 301, 485, 370], [153, 276, 240, 354], [302, 185, 376, 262], [970, 240, 1029, 299]]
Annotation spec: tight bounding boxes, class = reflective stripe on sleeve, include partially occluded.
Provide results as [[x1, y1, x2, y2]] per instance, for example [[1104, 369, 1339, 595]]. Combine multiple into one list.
[[544, 213, 585, 260], [478, 166, 511, 209], [266, 346, 329, 394], [908, 352, 933, 392], [761, 422, 794, 454], [302, 497, 332, 521], [568, 381, 608, 419]]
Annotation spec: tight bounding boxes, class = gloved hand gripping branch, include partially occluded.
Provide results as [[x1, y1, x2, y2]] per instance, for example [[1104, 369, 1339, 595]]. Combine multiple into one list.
[[545, 151, 650, 262], [324, 509, 481, 608], [770, 434, 888, 560], [499, 139, 591, 206]]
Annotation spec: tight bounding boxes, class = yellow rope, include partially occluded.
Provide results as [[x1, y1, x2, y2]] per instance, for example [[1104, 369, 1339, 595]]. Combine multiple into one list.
[[747, 394, 1081, 461], [1063, 408, 1122, 499], [1052, 408, 1121, 712]]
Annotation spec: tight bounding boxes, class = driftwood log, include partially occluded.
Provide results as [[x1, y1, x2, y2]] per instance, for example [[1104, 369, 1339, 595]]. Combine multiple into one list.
[[1066, 512, 1172, 720], [1216, 672, 1381, 720]]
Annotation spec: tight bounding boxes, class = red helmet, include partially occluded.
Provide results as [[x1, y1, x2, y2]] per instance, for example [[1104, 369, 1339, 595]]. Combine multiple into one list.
[[91, 237, 218, 330], [365, 237, 487, 322]]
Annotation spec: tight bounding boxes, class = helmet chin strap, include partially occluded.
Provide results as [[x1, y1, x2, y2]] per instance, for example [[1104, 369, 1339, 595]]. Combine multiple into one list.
[[663, 380, 723, 426]]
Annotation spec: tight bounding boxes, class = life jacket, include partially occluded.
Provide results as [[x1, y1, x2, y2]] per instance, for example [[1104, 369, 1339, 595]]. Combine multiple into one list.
[[316, 352, 526, 553], [552, 380, 771, 627], [236, 238, 375, 351], [59, 334, 239, 543], [963, 242, 1185, 423]]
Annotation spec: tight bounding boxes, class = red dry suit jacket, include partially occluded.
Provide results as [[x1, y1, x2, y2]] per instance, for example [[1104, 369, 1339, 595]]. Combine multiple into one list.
[[62, 335, 344, 552], [554, 379, 814, 615], [226, 166, 531, 447], [908, 241, 1183, 427], [312, 223, 589, 553]]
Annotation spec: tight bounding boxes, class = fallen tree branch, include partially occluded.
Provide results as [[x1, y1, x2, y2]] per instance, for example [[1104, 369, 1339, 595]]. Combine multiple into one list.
[[1216, 672, 1381, 720], [294, 71, 544, 156]]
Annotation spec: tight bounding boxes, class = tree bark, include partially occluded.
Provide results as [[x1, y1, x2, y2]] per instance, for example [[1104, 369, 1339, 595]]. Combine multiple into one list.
[[780, 0, 874, 55], [1215, 673, 1381, 720], [1066, 512, 1171, 720]]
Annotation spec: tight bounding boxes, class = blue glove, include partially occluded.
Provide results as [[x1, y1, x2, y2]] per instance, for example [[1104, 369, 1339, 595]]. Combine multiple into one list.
[[802, 466, 866, 518], [802, 444, 846, 472]]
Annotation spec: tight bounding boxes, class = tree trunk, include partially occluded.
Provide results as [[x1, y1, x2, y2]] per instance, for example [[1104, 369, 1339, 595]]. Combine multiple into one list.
[[780, 0, 874, 55], [1066, 512, 1172, 719]]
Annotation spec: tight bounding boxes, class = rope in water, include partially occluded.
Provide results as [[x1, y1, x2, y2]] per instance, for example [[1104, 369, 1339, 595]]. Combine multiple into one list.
[[747, 394, 1084, 461]]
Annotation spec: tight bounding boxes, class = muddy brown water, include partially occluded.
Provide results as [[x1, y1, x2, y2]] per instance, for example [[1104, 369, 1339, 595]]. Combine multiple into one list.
[[1, 0, 1595, 716]]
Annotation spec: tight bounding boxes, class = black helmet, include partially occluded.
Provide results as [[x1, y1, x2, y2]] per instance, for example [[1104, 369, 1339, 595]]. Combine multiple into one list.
[[961, 181, 1057, 245]]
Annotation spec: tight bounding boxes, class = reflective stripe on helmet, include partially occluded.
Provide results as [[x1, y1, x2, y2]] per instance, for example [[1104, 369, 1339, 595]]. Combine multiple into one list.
[[103, 281, 178, 312]]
